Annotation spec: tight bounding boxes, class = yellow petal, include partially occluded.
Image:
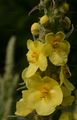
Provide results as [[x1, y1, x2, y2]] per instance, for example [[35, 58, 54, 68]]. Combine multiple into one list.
[[22, 68, 27, 81], [34, 40, 44, 50], [42, 76, 59, 88], [35, 98, 56, 116], [62, 95, 74, 106], [42, 77, 63, 105], [22, 90, 41, 106], [49, 85, 63, 106], [59, 40, 70, 54], [45, 32, 54, 43], [27, 39, 35, 50], [24, 73, 42, 89], [49, 51, 68, 66], [25, 64, 38, 78], [38, 54, 47, 71], [56, 31, 65, 41], [15, 99, 33, 117], [44, 43, 52, 56], [64, 79, 75, 91]]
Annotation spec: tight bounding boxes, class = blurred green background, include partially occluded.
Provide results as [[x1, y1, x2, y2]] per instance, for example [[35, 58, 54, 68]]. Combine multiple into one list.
[[0, 0, 77, 120]]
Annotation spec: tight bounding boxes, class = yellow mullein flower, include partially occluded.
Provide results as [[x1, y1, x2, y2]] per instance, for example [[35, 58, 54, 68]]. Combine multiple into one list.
[[59, 112, 72, 120], [25, 40, 47, 78], [15, 75, 63, 116], [45, 31, 70, 66]]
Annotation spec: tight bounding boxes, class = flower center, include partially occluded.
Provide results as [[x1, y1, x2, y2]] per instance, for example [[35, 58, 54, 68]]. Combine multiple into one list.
[[31, 51, 39, 58], [52, 38, 59, 48], [40, 85, 49, 98], [29, 51, 39, 63]]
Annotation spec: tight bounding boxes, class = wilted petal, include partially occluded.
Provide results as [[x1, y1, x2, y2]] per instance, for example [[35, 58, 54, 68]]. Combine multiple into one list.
[[61, 86, 71, 97], [62, 96, 74, 106], [59, 112, 72, 120], [64, 79, 75, 91]]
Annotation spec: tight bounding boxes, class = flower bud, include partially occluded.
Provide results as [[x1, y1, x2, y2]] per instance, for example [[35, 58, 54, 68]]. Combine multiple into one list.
[[31, 23, 40, 35], [63, 3, 69, 11], [64, 17, 71, 29], [59, 3, 69, 13], [40, 15, 49, 25]]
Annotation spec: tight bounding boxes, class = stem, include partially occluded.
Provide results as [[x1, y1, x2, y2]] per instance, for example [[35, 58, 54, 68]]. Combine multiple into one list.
[[34, 114, 38, 120], [65, 24, 74, 38], [34, 114, 43, 120], [52, 0, 56, 10], [34, 114, 52, 120]]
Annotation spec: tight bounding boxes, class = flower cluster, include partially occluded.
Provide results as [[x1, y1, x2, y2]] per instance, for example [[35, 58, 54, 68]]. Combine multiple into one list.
[[15, 0, 75, 118], [15, 74, 63, 116], [24, 31, 70, 78]]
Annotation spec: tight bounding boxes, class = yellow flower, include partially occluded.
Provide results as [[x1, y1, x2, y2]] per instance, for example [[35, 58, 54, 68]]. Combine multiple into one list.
[[15, 75, 63, 116], [25, 40, 47, 78], [31, 23, 40, 35], [59, 112, 72, 120], [45, 31, 70, 66]]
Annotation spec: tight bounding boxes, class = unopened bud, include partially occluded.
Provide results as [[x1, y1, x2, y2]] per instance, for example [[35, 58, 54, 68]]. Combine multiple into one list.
[[31, 23, 40, 35], [64, 17, 71, 29], [40, 15, 49, 25], [59, 3, 69, 13]]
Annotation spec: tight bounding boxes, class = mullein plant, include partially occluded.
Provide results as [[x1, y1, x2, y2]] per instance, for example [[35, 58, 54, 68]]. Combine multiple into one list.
[[0, 36, 18, 120], [15, 0, 75, 120]]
